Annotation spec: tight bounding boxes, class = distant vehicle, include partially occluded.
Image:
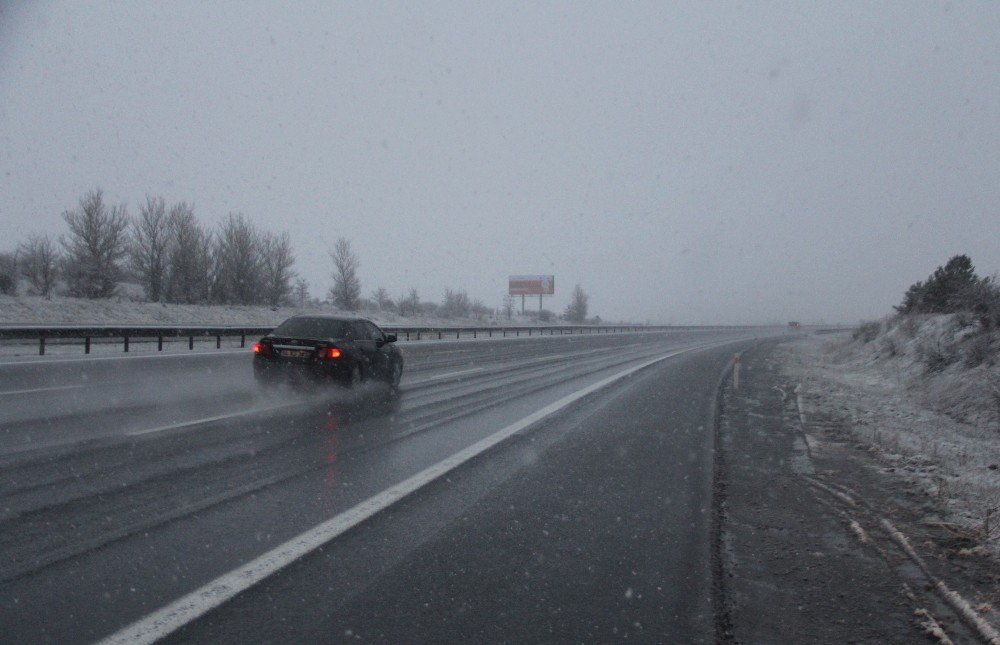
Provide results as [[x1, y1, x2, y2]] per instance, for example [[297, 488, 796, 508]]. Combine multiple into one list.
[[253, 315, 403, 390], [788, 321, 802, 330]]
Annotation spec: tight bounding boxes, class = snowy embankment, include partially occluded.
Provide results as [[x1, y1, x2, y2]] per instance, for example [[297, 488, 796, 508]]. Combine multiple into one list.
[[782, 315, 1000, 555], [0, 294, 501, 328]]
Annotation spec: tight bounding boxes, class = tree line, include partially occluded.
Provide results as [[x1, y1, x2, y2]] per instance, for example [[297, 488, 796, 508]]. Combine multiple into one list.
[[0, 188, 594, 322], [1, 189, 297, 306], [895, 254, 999, 328]]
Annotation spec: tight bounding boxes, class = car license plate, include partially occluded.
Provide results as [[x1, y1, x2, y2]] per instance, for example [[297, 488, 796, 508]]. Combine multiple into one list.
[[280, 349, 311, 358]]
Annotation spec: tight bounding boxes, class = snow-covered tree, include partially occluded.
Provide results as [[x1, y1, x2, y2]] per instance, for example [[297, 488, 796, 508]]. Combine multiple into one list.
[[18, 234, 59, 297], [61, 189, 130, 298], [563, 284, 589, 323], [328, 237, 361, 311], [129, 195, 170, 302]]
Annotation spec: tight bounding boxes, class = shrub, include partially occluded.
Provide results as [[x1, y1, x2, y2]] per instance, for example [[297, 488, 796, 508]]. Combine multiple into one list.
[[918, 336, 957, 373], [963, 332, 995, 368], [853, 320, 882, 343], [897, 315, 921, 339]]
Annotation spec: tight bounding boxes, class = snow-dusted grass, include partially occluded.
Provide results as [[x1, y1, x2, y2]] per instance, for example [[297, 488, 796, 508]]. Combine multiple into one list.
[[782, 320, 1000, 555]]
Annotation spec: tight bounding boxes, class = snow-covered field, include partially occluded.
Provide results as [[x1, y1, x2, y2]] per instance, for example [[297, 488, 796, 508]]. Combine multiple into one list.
[[782, 319, 1000, 555], [0, 293, 511, 328]]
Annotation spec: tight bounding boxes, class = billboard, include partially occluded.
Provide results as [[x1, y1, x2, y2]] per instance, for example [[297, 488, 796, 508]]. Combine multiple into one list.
[[508, 275, 555, 296]]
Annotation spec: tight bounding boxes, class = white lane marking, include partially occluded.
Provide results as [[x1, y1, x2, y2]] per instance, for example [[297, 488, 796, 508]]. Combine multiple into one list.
[[409, 367, 485, 383], [0, 384, 86, 396], [97, 344, 705, 645], [126, 402, 306, 437]]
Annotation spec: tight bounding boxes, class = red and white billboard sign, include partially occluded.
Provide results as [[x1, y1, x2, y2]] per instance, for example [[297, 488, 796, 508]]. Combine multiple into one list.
[[508, 275, 555, 296]]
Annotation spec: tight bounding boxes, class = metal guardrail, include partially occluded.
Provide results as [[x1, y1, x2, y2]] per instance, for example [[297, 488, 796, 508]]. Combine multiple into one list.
[[0, 324, 677, 356]]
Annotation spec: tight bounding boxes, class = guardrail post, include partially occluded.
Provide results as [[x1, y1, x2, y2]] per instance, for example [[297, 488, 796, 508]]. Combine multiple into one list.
[[216, 335, 221, 349], [417, 331, 421, 340], [473, 329, 477, 339], [124, 336, 129, 352], [85, 337, 91, 354], [438, 331, 442, 340], [240, 334, 245, 348], [158, 336, 163, 351], [189, 336, 194, 350], [502, 328, 506, 337], [39, 336, 45, 356]]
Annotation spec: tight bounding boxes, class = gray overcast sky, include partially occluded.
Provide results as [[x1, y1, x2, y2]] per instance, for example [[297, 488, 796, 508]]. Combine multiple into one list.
[[1, 1, 998, 324]]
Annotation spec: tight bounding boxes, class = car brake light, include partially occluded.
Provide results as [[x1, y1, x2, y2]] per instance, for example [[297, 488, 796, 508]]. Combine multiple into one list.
[[253, 342, 273, 357], [322, 347, 342, 359]]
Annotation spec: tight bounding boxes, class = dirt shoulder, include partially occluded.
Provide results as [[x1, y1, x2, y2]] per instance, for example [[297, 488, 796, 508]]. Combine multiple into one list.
[[717, 338, 1000, 644]]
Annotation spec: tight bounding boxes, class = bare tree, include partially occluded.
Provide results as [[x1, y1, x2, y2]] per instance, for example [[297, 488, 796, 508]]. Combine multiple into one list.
[[439, 288, 471, 318], [371, 287, 393, 312], [18, 234, 59, 297], [470, 299, 491, 320], [294, 277, 310, 307], [563, 284, 589, 323], [129, 195, 170, 302], [501, 294, 515, 321], [0, 251, 17, 295], [328, 237, 361, 311], [164, 203, 212, 304], [213, 213, 262, 305], [260, 231, 296, 307], [61, 189, 130, 298], [398, 288, 420, 317]]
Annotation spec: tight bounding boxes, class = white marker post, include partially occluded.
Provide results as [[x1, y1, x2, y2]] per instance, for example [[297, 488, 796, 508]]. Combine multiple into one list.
[[733, 354, 741, 390]]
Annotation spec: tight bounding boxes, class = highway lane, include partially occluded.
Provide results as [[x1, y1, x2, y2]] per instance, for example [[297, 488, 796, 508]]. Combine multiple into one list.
[[0, 328, 775, 642], [172, 343, 740, 643]]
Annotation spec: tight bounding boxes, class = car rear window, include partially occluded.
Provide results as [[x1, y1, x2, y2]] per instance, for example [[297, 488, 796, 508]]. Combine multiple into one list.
[[272, 318, 353, 339]]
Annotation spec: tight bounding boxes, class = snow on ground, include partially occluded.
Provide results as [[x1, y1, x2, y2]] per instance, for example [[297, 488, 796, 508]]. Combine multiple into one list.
[[781, 321, 1000, 555], [0, 293, 519, 328]]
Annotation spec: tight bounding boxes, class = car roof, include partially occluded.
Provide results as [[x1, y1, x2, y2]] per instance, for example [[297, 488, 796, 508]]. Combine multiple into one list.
[[282, 314, 372, 323]]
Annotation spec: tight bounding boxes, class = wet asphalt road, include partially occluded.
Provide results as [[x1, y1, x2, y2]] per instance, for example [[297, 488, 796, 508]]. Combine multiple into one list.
[[0, 329, 772, 643]]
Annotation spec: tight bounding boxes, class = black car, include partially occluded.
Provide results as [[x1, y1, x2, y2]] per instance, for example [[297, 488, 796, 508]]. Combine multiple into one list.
[[253, 315, 403, 389]]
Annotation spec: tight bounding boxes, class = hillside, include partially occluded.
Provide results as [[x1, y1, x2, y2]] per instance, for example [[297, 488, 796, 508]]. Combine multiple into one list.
[[783, 315, 1000, 557]]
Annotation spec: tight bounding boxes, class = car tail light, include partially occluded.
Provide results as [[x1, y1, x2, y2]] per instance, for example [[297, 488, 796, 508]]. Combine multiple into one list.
[[253, 342, 274, 357], [321, 346, 342, 360]]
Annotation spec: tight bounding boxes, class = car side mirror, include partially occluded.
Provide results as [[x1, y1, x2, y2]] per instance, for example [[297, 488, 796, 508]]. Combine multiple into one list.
[[385, 334, 397, 344]]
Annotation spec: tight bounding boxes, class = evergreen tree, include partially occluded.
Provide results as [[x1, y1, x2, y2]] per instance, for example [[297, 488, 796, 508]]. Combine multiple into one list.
[[896, 255, 981, 314]]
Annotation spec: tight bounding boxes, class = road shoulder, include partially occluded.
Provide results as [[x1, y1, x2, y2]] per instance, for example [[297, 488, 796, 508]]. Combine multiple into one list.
[[716, 340, 1000, 643]]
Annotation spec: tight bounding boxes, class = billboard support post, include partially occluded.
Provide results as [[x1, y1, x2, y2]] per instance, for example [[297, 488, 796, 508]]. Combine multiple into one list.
[[509, 275, 555, 320]]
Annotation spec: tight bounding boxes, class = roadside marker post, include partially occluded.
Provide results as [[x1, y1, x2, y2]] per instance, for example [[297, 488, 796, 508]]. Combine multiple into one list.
[[733, 354, 741, 390]]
